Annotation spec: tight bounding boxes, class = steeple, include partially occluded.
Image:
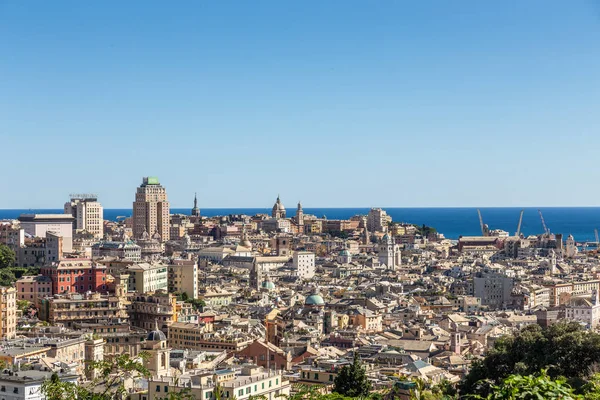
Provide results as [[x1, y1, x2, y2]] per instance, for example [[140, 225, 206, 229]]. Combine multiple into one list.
[[191, 192, 200, 217]]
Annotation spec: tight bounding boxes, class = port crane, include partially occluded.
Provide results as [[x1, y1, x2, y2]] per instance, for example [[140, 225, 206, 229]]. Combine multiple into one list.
[[538, 209, 550, 236], [516, 209, 524, 237], [477, 209, 489, 236]]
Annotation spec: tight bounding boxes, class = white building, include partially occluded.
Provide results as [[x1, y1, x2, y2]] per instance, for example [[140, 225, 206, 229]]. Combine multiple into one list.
[[64, 195, 104, 238], [565, 290, 600, 328], [293, 251, 315, 279], [148, 365, 290, 400], [18, 214, 74, 253], [0, 370, 78, 400], [378, 234, 401, 270], [127, 263, 169, 293]]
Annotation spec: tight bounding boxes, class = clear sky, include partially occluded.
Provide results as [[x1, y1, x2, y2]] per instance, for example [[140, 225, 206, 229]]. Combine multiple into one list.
[[1, 1, 600, 209]]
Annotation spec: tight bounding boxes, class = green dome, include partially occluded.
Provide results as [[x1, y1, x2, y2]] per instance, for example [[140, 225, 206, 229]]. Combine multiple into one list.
[[305, 294, 325, 306], [262, 280, 276, 290]]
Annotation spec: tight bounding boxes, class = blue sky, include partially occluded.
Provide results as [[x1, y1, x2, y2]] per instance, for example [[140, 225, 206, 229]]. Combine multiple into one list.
[[1, 1, 599, 208]]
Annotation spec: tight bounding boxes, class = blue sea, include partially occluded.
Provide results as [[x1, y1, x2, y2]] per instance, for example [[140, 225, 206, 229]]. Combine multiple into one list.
[[2, 207, 600, 242]]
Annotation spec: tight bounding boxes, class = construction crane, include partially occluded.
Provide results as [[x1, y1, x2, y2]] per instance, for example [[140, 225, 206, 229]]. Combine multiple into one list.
[[538, 209, 550, 236], [477, 209, 489, 236], [516, 209, 524, 237]]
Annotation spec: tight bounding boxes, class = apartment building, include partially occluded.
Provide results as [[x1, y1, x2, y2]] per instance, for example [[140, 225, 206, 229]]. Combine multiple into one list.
[[168, 322, 252, 352], [147, 365, 290, 400], [39, 292, 128, 328], [127, 263, 169, 293], [15, 275, 52, 306], [0, 287, 17, 340], [41, 258, 108, 295], [168, 258, 198, 299]]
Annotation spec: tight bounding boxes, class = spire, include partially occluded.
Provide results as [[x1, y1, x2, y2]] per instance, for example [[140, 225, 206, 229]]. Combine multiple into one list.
[[191, 192, 200, 217]]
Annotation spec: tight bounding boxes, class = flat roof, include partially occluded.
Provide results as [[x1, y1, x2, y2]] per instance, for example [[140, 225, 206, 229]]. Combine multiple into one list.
[[18, 214, 75, 222]]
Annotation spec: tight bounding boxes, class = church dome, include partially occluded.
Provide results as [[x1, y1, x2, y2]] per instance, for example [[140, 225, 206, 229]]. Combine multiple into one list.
[[261, 280, 276, 290], [339, 249, 350, 256], [273, 196, 286, 212], [147, 328, 166, 342], [305, 294, 325, 306]]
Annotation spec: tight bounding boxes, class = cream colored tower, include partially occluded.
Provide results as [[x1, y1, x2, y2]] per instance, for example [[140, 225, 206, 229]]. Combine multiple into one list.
[[133, 177, 170, 242], [64, 195, 104, 238]]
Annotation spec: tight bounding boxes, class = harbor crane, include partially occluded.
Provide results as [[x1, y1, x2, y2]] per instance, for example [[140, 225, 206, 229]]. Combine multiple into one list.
[[516, 209, 524, 237], [538, 209, 550, 236], [477, 209, 490, 236]]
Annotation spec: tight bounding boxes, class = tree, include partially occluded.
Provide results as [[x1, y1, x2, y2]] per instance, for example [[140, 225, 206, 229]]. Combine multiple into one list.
[[460, 322, 600, 397], [0, 244, 15, 269], [476, 370, 580, 400], [333, 352, 372, 397], [0, 269, 16, 286], [42, 352, 150, 400]]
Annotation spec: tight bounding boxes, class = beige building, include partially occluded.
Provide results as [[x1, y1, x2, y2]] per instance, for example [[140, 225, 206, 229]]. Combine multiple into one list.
[[367, 208, 391, 233], [168, 258, 198, 299], [168, 322, 252, 351], [133, 177, 170, 242], [0, 287, 17, 340], [64, 195, 104, 238]]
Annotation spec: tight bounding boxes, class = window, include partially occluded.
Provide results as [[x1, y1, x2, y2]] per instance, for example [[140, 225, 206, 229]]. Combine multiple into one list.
[[314, 373, 319, 380], [164, 386, 168, 393], [329, 374, 333, 381], [246, 387, 251, 394], [156, 386, 160, 392], [238, 389, 243, 397], [276, 378, 279, 385]]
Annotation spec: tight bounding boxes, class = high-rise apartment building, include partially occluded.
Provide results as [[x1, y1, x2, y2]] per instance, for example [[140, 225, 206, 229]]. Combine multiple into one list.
[[64, 195, 104, 238], [133, 177, 170, 242], [367, 208, 392, 233]]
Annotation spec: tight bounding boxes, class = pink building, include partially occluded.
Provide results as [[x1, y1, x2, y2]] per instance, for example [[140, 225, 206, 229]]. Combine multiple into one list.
[[16, 274, 53, 306]]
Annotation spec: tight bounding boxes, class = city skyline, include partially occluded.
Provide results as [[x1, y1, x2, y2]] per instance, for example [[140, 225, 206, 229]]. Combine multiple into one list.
[[2, 1, 600, 208]]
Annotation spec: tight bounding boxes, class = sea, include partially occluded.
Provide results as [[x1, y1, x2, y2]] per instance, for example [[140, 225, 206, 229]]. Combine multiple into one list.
[[2, 207, 600, 242]]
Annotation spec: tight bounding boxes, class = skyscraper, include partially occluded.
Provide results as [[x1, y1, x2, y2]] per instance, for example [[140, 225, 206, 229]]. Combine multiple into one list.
[[64, 194, 104, 238], [133, 177, 170, 242]]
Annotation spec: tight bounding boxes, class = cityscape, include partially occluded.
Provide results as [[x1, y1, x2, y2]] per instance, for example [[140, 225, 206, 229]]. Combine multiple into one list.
[[3, 1, 600, 399], [1, 177, 600, 399]]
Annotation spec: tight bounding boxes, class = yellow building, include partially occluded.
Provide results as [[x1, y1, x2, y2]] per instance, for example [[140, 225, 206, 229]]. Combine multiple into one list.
[[0, 287, 17, 340]]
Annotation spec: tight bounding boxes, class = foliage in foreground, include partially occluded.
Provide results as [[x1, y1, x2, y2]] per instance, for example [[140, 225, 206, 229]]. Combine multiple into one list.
[[333, 352, 373, 397], [42, 353, 150, 400], [461, 322, 600, 396]]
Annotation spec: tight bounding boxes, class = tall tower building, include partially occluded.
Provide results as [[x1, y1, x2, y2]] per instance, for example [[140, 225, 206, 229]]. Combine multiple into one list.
[[191, 193, 200, 217], [133, 177, 170, 242], [295, 201, 304, 231], [64, 195, 104, 238]]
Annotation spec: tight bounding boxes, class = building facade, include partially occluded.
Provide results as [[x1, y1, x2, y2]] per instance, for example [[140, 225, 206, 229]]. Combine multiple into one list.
[[64, 195, 104, 238], [0, 287, 17, 340], [133, 177, 170, 242], [293, 251, 315, 279], [18, 214, 74, 253]]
